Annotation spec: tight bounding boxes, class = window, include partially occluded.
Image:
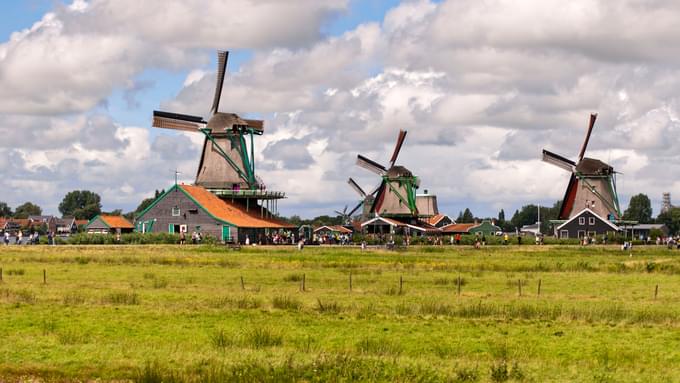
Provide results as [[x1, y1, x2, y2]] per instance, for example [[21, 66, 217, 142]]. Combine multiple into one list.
[[579, 217, 585, 225], [172, 206, 180, 217], [560, 230, 569, 238], [577, 230, 586, 238], [180, 224, 188, 233], [589, 217, 595, 225]]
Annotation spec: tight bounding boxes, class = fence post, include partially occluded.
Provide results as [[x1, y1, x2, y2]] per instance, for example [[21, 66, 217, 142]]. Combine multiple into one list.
[[240, 276, 245, 291], [43, 269, 46, 285], [301, 273, 306, 292], [0, 267, 2, 282], [537, 279, 542, 297], [349, 272, 352, 292], [517, 279, 522, 297], [399, 275, 403, 295], [654, 284, 659, 300], [457, 274, 461, 296]]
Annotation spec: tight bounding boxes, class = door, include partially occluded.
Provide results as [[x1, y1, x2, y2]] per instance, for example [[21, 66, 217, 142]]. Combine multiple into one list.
[[222, 225, 232, 242]]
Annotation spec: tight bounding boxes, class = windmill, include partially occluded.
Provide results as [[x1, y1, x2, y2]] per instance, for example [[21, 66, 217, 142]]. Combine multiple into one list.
[[542, 113, 622, 221], [151, 50, 285, 214], [153, 50, 263, 191], [355, 130, 423, 218], [342, 178, 379, 222]]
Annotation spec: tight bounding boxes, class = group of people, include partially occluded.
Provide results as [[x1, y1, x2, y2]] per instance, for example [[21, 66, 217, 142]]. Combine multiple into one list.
[[178, 231, 204, 245], [2, 230, 49, 245], [314, 233, 352, 245]]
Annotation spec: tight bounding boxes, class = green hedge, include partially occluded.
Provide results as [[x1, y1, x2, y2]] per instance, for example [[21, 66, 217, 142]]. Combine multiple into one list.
[[40, 233, 219, 245]]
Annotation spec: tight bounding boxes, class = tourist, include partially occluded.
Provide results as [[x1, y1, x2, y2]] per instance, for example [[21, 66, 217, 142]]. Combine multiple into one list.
[[517, 235, 522, 246], [245, 235, 250, 246], [455, 233, 461, 245], [179, 231, 185, 245], [47, 231, 53, 246], [3, 231, 9, 246], [481, 233, 487, 246], [503, 233, 509, 245], [191, 231, 197, 245]]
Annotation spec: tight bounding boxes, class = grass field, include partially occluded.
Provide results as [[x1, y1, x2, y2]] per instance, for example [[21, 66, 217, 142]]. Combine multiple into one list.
[[1, 244, 680, 382]]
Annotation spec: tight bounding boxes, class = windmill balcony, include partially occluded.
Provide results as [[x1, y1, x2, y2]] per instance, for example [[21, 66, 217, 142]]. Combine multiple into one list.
[[206, 188, 286, 200]]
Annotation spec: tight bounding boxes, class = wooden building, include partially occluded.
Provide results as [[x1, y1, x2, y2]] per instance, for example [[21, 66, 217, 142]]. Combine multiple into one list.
[[441, 220, 501, 236], [135, 184, 294, 243], [554, 208, 620, 239], [426, 214, 455, 228], [85, 215, 134, 235]]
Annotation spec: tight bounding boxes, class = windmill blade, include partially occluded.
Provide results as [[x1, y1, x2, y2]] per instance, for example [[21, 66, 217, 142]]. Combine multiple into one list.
[[152, 110, 206, 132], [347, 178, 367, 197], [347, 201, 364, 217], [210, 50, 229, 115], [542, 149, 576, 172], [578, 113, 597, 161], [356, 154, 387, 175], [334, 210, 346, 216], [343, 205, 348, 214], [389, 130, 407, 167]]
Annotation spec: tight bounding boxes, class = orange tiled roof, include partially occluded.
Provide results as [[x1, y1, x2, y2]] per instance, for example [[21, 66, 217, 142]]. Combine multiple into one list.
[[441, 223, 478, 233], [75, 220, 89, 226], [100, 215, 134, 229], [426, 214, 445, 226], [180, 185, 295, 229]]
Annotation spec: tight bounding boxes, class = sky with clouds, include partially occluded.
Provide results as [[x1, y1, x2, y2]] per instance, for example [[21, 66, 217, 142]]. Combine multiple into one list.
[[1, 0, 679, 219]]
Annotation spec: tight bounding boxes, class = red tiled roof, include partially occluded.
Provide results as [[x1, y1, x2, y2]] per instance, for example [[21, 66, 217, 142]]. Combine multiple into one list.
[[75, 220, 89, 226], [180, 185, 295, 229], [100, 215, 134, 229], [442, 223, 478, 233]]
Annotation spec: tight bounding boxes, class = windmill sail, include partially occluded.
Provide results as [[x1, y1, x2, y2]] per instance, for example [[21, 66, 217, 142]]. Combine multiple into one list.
[[356, 155, 387, 175], [152, 111, 206, 132], [210, 51, 229, 115], [577, 113, 597, 161], [542, 149, 575, 172]]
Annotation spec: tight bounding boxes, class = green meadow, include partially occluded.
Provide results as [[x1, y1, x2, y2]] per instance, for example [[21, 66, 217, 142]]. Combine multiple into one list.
[[1, 244, 680, 382]]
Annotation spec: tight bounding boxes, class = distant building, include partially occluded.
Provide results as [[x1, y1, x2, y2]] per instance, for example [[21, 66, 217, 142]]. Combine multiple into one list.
[[360, 216, 440, 236], [425, 214, 455, 228], [625, 223, 669, 240], [313, 225, 353, 236], [135, 184, 294, 243], [554, 208, 621, 239], [85, 215, 134, 235], [441, 220, 501, 236]]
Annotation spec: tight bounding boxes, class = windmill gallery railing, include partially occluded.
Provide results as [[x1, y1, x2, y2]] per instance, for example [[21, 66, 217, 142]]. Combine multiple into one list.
[[207, 189, 285, 200]]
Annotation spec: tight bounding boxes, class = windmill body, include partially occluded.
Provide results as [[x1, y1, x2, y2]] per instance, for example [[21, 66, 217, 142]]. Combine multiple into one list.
[[543, 114, 622, 221], [151, 50, 284, 215]]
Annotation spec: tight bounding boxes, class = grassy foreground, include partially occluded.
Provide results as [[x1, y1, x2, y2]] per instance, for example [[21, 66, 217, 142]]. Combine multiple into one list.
[[1, 244, 680, 382]]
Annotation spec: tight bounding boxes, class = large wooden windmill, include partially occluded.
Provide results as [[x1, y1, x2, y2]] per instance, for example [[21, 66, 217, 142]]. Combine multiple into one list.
[[354, 130, 427, 218], [151, 50, 284, 212], [542, 113, 622, 221]]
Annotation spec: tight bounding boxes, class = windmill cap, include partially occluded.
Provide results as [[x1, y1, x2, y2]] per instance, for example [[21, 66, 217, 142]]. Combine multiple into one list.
[[576, 157, 613, 175], [387, 165, 413, 177]]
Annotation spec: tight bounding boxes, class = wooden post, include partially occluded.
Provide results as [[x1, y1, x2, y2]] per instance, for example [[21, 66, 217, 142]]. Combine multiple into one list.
[[43, 269, 46, 285], [537, 279, 542, 297], [301, 273, 306, 292], [655, 284, 659, 300], [0, 267, 2, 282], [349, 272, 352, 292], [457, 274, 461, 296], [399, 275, 403, 295], [240, 276, 245, 291], [517, 279, 522, 297]]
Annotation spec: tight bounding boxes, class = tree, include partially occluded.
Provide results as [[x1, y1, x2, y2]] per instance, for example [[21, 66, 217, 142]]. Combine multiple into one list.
[[0, 202, 12, 217], [624, 193, 653, 224], [458, 208, 474, 223], [498, 209, 505, 223], [657, 207, 680, 235], [58, 190, 102, 220], [14, 202, 42, 218]]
